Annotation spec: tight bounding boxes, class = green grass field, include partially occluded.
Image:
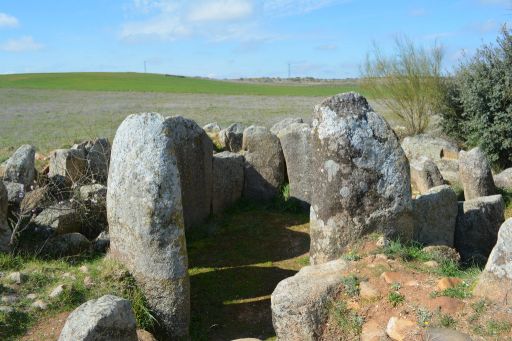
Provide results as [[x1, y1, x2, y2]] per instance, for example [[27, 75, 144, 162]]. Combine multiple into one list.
[[0, 72, 363, 97]]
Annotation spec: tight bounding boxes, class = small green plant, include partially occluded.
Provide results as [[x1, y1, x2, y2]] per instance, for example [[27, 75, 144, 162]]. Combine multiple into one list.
[[486, 320, 512, 336], [382, 240, 430, 262], [388, 291, 405, 307], [416, 308, 433, 327], [330, 301, 364, 336], [296, 255, 310, 267], [341, 275, 361, 297], [431, 282, 472, 300], [342, 251, 361, 261], [390, 282, 401, 291], [471, 300, 487, 314], [439, 314, 457, 328]]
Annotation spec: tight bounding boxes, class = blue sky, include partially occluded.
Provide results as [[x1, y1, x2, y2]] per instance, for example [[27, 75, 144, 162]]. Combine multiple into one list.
[[0, 0, 511, 78]]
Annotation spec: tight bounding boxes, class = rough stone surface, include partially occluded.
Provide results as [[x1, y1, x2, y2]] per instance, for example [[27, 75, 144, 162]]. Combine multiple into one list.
[[221, 123, 245, 152], [49, 149, 87, 184], [41, 233, 91, 258], [33, 203, 81, 235], [425, 328, 472, 341], [494, 168, 512, 190], [203, 122, 222, 147], [107, 113, 190, 339], [277, 122, 312, 207], [0, 144, 36, 187], [271, 259, 348, 340], [0, 182, 11, 252], [212, 151, 244, 214], [270, 117, 304, 135], [413, 185, 458, 247], [474, 218, 512, 302], [361, 320, 386, 341], [422, 245, 461, 263], [2, 181, 25, 205], [59, 295, 137, 341], [92, 231, 110, 253], [168, 116, 213, 230], [455, 195, 505, 264], [386, 317, 421, 341], [401, 134, 459, 162], [79, 184, 107, 201], [87, 138, 111, 183], [242, 126, 285, 201], [459, 147, 496, 200], [410, 157, 444, 194], [20, 186, 50, 213], [309, 93, 413, 264]]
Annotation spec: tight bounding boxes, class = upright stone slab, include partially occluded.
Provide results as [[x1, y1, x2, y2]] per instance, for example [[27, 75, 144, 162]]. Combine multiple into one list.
[[474, 219, 512, 302], [49, 149, 87, 185], [167, 116, 213, 230], [413, 185, 458, 247], [0, 182, 11, 252], [309, 92, 413, 264], [107, 113, 190, 339], [459, 147, 496, 200], [277, 122, 312, 207], [455, 194, 505, 264], [212, 151, 244, 214], [220, 123, 245, 152], [1, 144, 36, 187], [410, 156, 444, 194], [242, 126, 285, 201], [87, 138, 111, 183]]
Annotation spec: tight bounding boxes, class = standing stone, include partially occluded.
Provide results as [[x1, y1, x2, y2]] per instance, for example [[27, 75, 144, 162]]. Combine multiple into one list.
[[0, 182, 11, 252], [459, 147, 496, 200], [455, 194, 505, 264], [494, 168, 512, 190], [270, 117, 304, 135], [413, 185, 458, 247], [474, 219, 512, 302], [309, 93, 413, 265], [220, 123, 245, 152], [277, 122, 312, 207], [107, 113, 190, 339], [167, 116, 213, 230], [1, 145, 36, 187], [49, 149, 87, 185], [410, 157, 444, 194], [59, 295, 137, 341], [271, 259, 348, 340], [212, 152, 244, 214], [242, 126, 285, 201], [87, 138, 111, 183]]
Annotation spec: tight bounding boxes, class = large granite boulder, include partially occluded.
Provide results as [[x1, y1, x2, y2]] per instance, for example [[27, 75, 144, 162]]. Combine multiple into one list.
[[270, 117, 304, 135], [309, 92, 413, 264], [494, 168, 512, 190], [59, 295, 137, 341], [242, 126, 285, 201], [413, 185, 458, 247], [271, 259, 348, 340], [167, 116, 213, 230], [277, 122, 312, 207], [107, 113, 190, 339], [49, 149, 87, 185], [455, 194, 505, 264], [0, 182, 11, 252], [410, 157, 444, 194], [459, 147, 496, 200], [0, 144, 36, 187], [474, 219, 512, 302], [212, 152, 244, 214], [220, 123, 245, 152]]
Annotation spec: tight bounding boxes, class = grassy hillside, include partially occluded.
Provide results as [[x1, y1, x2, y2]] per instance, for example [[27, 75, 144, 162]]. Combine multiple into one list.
[[0, 72, 363, 97]]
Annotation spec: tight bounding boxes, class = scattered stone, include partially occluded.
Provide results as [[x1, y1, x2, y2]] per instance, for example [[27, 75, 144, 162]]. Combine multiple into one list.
[[271, 259, 348, 340], [0, 306, 14, 313], [20, 186, 50, 213], [459, 147, 496, 200], [455, 195, 505, 264], [50, 284, 66, 298], [309, 93, 413, 264], [137, 329, 158, 341], [7, 271, 24, 284], [436, 277, 463, 291], [0, 182, 11, 252], [212, 151, 244, 214], [84, 276, 94, 288], [242, 125, 285, 201], [376, 236, 389, 248], [1, 294, 18, 304], [422, 245, 461, 264], [31, 300, 48, 310], [359, 281, 380, 300], [413, 185, 458, 247], [277, 122, 312, 207], [386, 317, 421, 341], [33, 202, 81, 235], [26, 293, 37, 300], [220, 123, 245, 152], [401, 134, 459, 162], [58, 295, 138, 341], [474, 218, 512, 302], [92, 231, 110, 253], [3, 181, 25, 205], [423, 261, 439, 268], [79, 265, 89, 273], [361, 320, 386, 341], [410, 157, 444, 194], [0, 144, 36, 187], [381, 272, 405, 285], [425, 328, 473, 341], [270, 117, 304, 135], [49, 148, 87, 185], [494, 168, 512, 190], [41, 233, 91, 258], [107, 113, 190, 339]]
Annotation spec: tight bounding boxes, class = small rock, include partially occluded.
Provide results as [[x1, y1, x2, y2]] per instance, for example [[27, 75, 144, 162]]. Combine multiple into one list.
[[270, 117, 304, 135], [137, 329, 158, 341], [1, 294, 18, 304], [376, 236, 389, 247], [79, 265, 89, 273], [423, 261, 439, 268], [381, 272, 404, 285], [386, 317, 422, 341], [26, 293, 37, 300], [50, 284, 66, 298], [494, 168, 512, 190], [359, 282, 380, 300], [436, 277, 463, 291], [31, 300, 48, 310], [422, 246, 460, 263], [361, 320, 386, 341], [7, 271, 24, 284], [410, 156, 444, 194], [425, 327, 473, 341], [0, 305, 14, 313], [84, 276, 94, 288]]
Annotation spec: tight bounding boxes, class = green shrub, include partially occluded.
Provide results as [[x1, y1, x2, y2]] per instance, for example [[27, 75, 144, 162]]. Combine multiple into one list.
[[440, 26, 512, 169], [330, 301, 364, 336]]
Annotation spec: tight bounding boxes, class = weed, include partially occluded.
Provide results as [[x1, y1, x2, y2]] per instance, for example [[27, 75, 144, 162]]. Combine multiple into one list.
[[296, 255, 310, 267], [388, 291, 405, 307], [431, 282, 472, 299], [381, 240, 430, 262], [416, 308, 433, 327], [341, 275, 360, 297], [471, 300, 487, 314], [486, 320, 512, 336], [342, 251, 361, 261], [330, 301, 364, 337], [390, 282, 401, 291], [439, 314, 456, 328]]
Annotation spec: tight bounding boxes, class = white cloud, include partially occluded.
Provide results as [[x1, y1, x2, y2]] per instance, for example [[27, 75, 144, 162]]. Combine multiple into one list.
[[1, 36, 43, 52], [188, 0, 253, 22], [0, 12, 19, 28]]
